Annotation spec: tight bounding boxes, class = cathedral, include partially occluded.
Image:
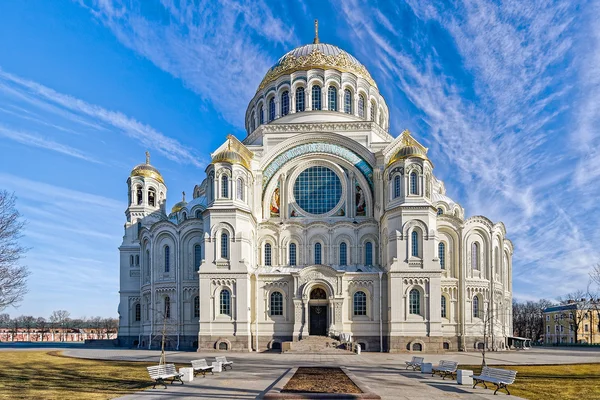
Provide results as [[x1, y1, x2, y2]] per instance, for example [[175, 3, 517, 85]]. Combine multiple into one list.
[[117, 28, 513, 353]]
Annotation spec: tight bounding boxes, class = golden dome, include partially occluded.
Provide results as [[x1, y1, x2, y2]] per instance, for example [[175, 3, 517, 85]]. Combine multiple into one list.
[[130, 152, 164, 184], [171, 191, 187, 214], [388, 145, 428, 166], [211, 135, 252, 169]]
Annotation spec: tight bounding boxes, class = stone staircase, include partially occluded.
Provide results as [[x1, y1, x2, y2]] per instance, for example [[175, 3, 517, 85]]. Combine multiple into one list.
[[282, 335, 355, 354]]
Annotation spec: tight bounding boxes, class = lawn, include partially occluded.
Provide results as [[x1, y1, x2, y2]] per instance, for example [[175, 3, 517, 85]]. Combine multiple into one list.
[[463, 364, 600, 400], [0, 350, 181, 399]]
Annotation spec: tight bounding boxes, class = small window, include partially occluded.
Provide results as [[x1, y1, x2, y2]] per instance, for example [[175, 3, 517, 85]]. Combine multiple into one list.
[[164, 246, 170, 273], [136, 186, 143, 205], [473, 296, 479, 318], [221, 175, 229, 198], [289, 243, 297, 266], [220, 289, 231, 316], [410, 172, 418, 195], [236, 178, 244, 201], [250, 111, 255, 132], [443, 342, 450, 350], [409, 289, 420, 315], [194, 244, 202, 271], [328, 86, 338, 111], [130, 255, 134, 266], [219, 342, 228, 350], [264, 243, 272, 266], [135, 303, 141, 321], [439, 242, 446, 269], [164, 296, 171, 319], [365, 242, 373, 266], [135, 255, 139, 266], [358, 95, 365, 118], [281, 91, 290, 116], [472, 243, 479, 270], [413, 343, 422, 351], [437, 208, 443, 215], [314, 243, 322, 264], [312, 85, 322, 110], [393, 175, 401, 198], [344, 89, 352, 114], [411, 231, 419, 257], [353, 291, 367, 316], [221, 233, 229, 259], [339, 242, 347, 266], [195, 210, 202, 218], [259, 105, 264, 125], [194, 296, 200, 318], [296, 87, 305, 112], [370, 100, 376, 121], [441, 296, 447, 318], [270, 292, 283, 316], [268, 97, 276, 121], [148, 188, 156, 207]]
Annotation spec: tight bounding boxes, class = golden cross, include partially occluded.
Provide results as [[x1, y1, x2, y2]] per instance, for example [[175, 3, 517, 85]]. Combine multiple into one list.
[[313, 19, 319, 44]]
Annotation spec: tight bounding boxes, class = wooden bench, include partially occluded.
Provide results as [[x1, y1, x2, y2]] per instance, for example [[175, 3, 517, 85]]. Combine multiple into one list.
[[404, 356, 424, 371], [472, 366, 518, 395], [146, 364, 184, 389], [191, 359, 214, 377], [216, 356, 233, 370], [432, 360, 459, 380]]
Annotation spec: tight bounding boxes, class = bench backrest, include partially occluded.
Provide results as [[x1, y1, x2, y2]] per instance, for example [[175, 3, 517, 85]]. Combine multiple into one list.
[[481, 367, 517, 384], [164, 364, 178, 376], [191, 359, 210, 369], [147, 365, 167, 379], [439, 360, 459, 370], [410, 356, 424, 363], [216, 356, 229, 363]]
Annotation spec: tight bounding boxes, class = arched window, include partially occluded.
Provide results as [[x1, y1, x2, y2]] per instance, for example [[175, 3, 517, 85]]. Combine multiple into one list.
[[495, 247, 500, 274], [473, 295, 479, 318], [437, 208, 443, 215], [135, 255, 139, 266], [353, 291, 367, 316], [296, 87, 305, 112], [281, 91, 290, 116], [393, 175, 401, 198], [439, 242, 446, 270], [182, 212, 187, 220], [312, 85, 322, 110], [194, 244, 202, 272], [370, 100, 376, 121], [259, 105, 264, 125], [411, 231, 419, 257], [195, 210, 202, 218], [328, 86, 337, 111], [314, 243, 322, 265], [164, 296, 171, 319], [365, 242, 373, 266], [358, 94, 365, 118], [145, 249, 150, 275], [339, 242, 347, 266], [409, 289, 420, 315], [136, 186, 143, 205], [236, 178, 244, 201], [130, 255, 134, 266], [344, 89, 352, 114], [148, 188, 156, 207], [270, 292, 283, 316], [164, 245, 170, 272], [264, 243, 272, 266], [289, 243, 297, 266], [135, 303, 141, 321], [410, 172, 418, 195], [221, 175, 229, 198], [194, 296, 199, 318], [221, 233, 229, 259], [268, 97, 276, 121], [250, 111, 255, 132], [441, 296, 447, 318], [220, 289, 231, 316], [471, 242, 479, 270]]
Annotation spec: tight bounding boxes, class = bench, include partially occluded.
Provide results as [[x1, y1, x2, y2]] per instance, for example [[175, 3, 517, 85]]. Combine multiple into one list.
[[432, 360, 459, 380], [216, 356, 233, 370], [191, 359, 214, 377], [146, 364, 184, 389], [472, 366, 518, 395], [405, 356, 424, 371]]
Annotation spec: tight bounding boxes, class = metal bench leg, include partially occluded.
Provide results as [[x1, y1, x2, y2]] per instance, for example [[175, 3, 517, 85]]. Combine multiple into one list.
[[493, 383, 509, 395], [155, 378, 167, 389]]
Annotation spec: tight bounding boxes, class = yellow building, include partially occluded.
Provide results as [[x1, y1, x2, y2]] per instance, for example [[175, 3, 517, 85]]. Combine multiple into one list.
[[543, 302, 600, 344]]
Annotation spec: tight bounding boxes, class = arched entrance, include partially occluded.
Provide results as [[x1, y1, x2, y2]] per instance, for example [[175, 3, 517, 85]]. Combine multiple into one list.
[[309, 287, 328, 336]]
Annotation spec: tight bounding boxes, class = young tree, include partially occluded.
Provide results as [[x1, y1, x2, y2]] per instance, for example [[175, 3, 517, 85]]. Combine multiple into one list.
[[21, 315, 35, 341], [101, 317, 119, 339], [49, 310, 70, 341], [0, 191, 30, 311], [36, 317, 48, 342]]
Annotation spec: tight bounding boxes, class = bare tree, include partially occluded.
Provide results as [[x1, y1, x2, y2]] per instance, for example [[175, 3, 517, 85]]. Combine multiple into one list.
[[21, 315, 35, 341], [49, 310, 70, 341], [101, 317, 119, 339], [89, 316, 104, 339], [0, 191, 30, 310], [591, 263, 600, 288], [557, 290, 594, 344], [36, 317, 48, 342]]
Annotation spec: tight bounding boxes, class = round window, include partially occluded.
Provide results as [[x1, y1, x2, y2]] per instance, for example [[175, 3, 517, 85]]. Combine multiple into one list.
[[293, 166, 342, 215]]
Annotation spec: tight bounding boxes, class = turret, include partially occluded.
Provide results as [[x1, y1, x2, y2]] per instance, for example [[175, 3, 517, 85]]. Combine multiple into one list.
[[126, 151, 167, 224]]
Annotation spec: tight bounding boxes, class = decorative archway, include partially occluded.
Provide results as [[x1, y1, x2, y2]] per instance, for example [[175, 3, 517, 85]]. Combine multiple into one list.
[[308, 286, 329, 336]]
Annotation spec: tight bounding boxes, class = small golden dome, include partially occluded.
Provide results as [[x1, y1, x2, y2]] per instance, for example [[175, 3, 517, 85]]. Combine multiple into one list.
[[211, 144, 251, 169], [388, 145, 428, 166], [130, 151, 164, 184], [171, 191, 187, 214]]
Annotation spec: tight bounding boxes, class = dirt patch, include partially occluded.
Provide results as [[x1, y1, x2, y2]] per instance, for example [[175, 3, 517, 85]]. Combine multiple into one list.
[[282, 367, 362, 394]]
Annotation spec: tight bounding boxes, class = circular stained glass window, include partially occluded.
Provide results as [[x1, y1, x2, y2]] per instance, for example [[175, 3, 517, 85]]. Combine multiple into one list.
[[293, 166, 342, 215]]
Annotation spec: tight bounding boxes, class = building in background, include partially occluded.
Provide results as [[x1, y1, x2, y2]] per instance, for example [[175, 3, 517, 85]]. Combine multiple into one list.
[[544, 301, 600, 345], [117, 28, 513, 353]]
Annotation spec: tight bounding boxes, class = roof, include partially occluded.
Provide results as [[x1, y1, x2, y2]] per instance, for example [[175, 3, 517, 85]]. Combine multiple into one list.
[[544, 304, 578, 313]]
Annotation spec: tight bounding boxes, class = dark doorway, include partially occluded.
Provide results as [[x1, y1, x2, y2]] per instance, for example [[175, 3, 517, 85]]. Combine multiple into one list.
[[309, 306, 327, 336]]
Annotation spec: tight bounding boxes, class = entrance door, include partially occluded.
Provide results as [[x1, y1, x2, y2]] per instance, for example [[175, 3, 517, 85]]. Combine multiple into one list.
[[309, 305, 327, 336]]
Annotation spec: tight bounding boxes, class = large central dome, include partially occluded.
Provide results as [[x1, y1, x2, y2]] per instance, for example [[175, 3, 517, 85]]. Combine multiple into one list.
[[257, 43, 377, 92]]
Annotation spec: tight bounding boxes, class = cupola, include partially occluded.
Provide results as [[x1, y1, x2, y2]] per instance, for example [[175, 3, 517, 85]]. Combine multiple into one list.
[[130, 152, 164, 184]]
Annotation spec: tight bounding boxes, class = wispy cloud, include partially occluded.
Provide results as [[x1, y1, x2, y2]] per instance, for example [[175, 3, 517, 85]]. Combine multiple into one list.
[[79, 0, 299, 126], [0, 68, 204, 167]]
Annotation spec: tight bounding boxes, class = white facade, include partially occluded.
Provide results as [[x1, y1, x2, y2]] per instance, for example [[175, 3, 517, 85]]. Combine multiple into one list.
[[118, 41, 513, 352]]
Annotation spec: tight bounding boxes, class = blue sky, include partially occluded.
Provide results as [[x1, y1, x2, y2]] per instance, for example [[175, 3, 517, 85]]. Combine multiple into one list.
[[0, 0, 598, 318]]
